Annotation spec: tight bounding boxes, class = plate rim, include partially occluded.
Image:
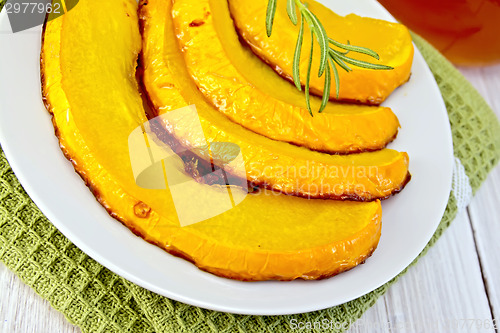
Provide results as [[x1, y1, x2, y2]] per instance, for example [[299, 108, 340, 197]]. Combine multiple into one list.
[[0, 0, 454, 316]]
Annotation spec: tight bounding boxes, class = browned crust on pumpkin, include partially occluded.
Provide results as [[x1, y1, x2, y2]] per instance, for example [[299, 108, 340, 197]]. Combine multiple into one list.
[[283, 129, 400, 156], [142, 100, 410, 201], [229, 11, 416, 107], [247, 171, 411, 202], [198, 245, 378, 281], [40, 6, 381, 281], [229, 17, 383, 106], [137, 1, 409, 201], [176, 5, 400, 154], [139, 75, 410, 201]]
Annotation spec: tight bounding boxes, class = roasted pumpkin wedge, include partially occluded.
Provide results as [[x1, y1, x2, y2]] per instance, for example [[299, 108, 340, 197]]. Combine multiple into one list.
[[42, 0, 383, 281], [141, 0, 410, 200], [170, 0, 400, 154], [228, 0, 414, 105]]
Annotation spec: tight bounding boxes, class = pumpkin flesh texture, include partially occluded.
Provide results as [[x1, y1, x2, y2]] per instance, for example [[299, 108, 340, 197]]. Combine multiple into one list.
[[42, 0, 383, 280], [142, 0, 410, 200], [171, 0, 400, 154], [228, 0, 414, 105]]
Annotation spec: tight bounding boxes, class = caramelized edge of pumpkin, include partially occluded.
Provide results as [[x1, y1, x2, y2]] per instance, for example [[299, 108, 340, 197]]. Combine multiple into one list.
[[40, 8, 383, 281], [140, 0, 412, 201]]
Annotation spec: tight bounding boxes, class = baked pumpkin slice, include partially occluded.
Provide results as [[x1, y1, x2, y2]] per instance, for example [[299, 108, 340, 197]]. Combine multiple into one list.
[[42, 0, 383, 281], [228, 0, 414, 105], [171, 0, 400, 154], [141, 0, 411, 201]]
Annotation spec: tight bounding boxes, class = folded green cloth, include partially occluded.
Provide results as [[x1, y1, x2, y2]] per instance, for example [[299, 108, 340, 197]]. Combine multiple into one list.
[[1, 3, 499, 330]]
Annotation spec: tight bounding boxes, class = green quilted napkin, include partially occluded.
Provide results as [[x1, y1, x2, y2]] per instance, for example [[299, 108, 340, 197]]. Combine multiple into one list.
[[1, 1, 500, 330]]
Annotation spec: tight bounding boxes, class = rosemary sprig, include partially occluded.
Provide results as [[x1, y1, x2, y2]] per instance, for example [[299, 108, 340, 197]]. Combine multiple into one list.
[[266, 0, 394, 115]]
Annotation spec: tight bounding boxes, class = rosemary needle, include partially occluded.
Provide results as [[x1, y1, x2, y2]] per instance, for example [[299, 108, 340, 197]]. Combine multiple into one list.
[[266, 0, 393, 115]]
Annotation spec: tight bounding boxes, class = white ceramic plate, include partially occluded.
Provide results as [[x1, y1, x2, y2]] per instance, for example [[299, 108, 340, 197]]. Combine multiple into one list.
[[0, 0, 453, 315]]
